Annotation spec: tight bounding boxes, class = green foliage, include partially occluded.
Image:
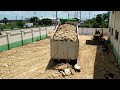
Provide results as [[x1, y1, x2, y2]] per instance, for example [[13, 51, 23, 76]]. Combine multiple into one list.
[[30, 17, 39, 24], [60, 18, 79, 24], [39, 18, 52, 25], [96, 14, 103, 25], [92, 22, 99, 28], [16, 20, 25, 28], [80, 12, 110, 28], [3, 17, 8, 24]]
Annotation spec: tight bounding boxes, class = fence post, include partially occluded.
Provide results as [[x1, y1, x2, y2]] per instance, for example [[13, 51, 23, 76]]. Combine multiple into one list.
[[39, 28, 41, 40], [6, 31, 10, 50], [31, 29, 34, 42], [21, 30, 24, 46], [46, 28, 48, 38]]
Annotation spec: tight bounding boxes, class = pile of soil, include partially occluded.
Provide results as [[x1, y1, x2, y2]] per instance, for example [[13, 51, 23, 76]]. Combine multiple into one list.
[[53, 24, 78, 41]]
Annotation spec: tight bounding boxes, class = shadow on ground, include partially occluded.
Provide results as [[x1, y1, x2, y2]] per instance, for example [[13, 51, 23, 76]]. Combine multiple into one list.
[[93, 41, 120, 79], [45, 59, 58, 70], [45, 59, 74, 70]]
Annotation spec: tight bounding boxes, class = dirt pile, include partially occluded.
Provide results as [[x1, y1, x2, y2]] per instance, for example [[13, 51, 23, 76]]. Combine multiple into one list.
[[53, 24, 78, 41]]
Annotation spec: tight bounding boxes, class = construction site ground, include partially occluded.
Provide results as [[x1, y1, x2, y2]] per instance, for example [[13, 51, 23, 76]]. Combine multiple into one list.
[[0, 33, 120, 79]]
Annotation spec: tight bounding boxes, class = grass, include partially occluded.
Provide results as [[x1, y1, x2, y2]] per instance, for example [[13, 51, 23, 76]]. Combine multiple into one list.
[[0, 22, 53, 31]]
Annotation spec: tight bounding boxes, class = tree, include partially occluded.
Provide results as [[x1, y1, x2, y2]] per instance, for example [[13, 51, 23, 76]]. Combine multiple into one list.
[[103, 12, 110, 22], [17, 20, 25, 28], [30, 17, 39, 24], [96, 14, 103, 25], [92, 22, 99, 28], [77, 12, 109, 28], [41, 18, 52, 25], [3, 17, 8, 24]]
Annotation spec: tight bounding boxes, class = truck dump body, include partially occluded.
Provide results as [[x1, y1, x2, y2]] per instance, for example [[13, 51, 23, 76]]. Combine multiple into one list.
[[50, 24, 79, 60]]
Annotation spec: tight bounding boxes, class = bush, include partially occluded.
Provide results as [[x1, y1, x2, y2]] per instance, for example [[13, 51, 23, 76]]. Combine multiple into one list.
[[17, 20, 25, 28], [41, 18, 52, 26]]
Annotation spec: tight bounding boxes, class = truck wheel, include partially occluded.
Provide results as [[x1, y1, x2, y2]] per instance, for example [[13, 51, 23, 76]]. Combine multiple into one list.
[[74, 59, 77, 64], [69, 60, 77, 66]]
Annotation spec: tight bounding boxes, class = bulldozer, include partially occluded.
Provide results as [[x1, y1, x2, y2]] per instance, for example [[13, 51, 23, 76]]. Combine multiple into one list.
[[86, 28, 105, 45]]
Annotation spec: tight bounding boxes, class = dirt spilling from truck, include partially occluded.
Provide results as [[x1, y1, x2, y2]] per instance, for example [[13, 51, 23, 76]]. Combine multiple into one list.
[[53, 24, 78, 41]]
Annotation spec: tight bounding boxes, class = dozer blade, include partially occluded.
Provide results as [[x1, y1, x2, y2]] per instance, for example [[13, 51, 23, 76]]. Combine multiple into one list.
[[86, 40, 100, 45]]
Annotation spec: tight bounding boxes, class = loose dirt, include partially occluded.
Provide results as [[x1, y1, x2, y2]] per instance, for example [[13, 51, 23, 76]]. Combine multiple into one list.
[[0, 34, 120, 79], [53, 24, 77, 41]]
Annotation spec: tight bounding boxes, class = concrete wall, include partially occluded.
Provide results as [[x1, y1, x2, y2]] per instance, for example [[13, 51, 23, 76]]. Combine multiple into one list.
[[0, 35, 9, 51], [78, 28, 109, 36], [0, 28, 48, 52], [108, 11, 120, 66]]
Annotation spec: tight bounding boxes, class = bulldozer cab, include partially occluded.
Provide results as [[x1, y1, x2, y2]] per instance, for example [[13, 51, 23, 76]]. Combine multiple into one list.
[[93, 28, 103, 40], [94, 29, 103, 37]]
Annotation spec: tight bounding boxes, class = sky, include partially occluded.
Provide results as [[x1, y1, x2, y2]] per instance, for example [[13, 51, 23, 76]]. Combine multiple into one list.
[[0, 11, 108, 20]]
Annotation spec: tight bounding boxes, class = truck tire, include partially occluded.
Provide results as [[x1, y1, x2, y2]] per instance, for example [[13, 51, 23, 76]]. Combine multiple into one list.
[[69, 59, 77, 65]]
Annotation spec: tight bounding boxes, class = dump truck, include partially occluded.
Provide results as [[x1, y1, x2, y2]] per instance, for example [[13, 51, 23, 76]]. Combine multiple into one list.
[[50, 23, 79, 64]]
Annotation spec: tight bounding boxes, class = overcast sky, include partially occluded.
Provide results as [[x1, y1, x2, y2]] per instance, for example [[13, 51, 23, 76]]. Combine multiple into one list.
[[0, 11, 108, 20]]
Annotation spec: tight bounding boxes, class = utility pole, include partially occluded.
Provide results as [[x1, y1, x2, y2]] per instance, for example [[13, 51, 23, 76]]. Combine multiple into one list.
[[74, 11, 78, 19], [68, 13, 69, 19], [89, 11, 90, 28], [53, 14, 54, 26], [89, 11, 90, 20], [16, 15, 17, 20], [53, 14, 54, 19], [22, 11, 23, 21], [34, 11, 36, 23], [55, 11, 58, 27], [79, 11, 81, 24]]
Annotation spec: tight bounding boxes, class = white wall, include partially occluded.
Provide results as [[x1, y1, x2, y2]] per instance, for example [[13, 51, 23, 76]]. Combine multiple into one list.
[[0, 27, 48, 51], [0, 35, 8, 46], [78, 28, 109, 36], [109, 11, 120, 60], [10, 33, 22, 43]]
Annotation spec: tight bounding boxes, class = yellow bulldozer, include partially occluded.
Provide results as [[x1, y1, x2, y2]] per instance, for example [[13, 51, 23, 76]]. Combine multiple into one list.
[[86, 29, 105, 45]]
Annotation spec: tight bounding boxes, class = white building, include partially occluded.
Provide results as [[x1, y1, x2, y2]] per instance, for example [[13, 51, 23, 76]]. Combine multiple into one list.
[[108, 11, 120, 66], [24, 23, 33, 28]]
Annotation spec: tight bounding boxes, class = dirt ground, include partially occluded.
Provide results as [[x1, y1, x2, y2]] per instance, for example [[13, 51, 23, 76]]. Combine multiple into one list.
[[0, 34, 120, 79]]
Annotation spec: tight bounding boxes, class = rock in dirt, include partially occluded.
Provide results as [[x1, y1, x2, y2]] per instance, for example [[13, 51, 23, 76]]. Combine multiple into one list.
[[60, 71, 66, 77], [1, 63, 9, 67], [64, 68, 71, 76], [67, 63, 72, 68], [11, 56, 15, 58], [52, 73, 58, 78], [74, 64, 81, 72], [54, 63, 68, 71], [70, 69, 75, 75]]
